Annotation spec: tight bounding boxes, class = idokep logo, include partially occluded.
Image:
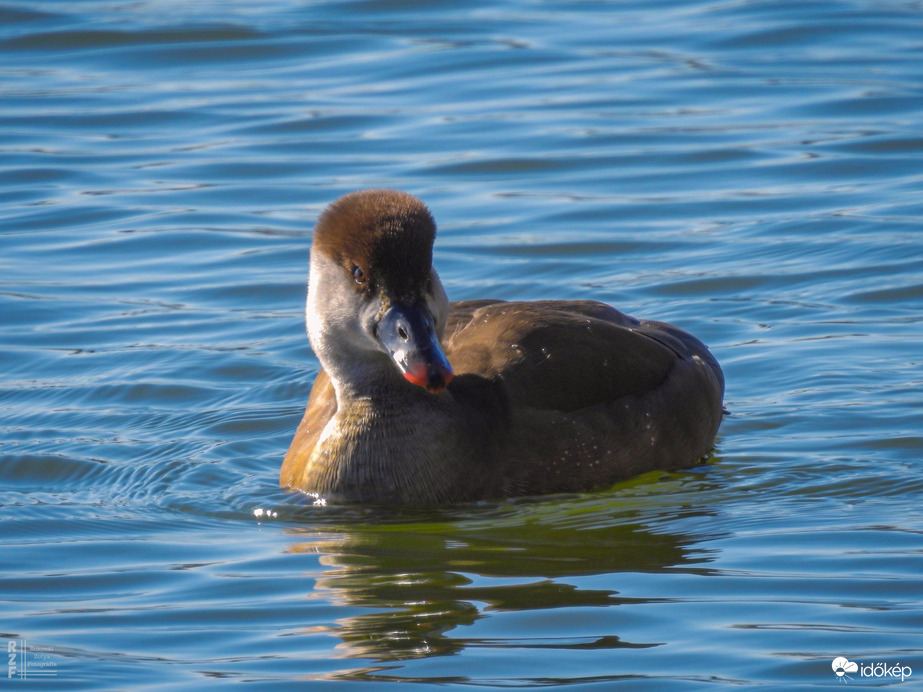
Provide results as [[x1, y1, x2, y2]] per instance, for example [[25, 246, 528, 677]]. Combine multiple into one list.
[[832, 656, 912, 684]]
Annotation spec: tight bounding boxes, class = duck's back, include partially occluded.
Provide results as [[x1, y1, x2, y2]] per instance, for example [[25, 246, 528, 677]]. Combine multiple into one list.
[[443, 299, 724, 495]]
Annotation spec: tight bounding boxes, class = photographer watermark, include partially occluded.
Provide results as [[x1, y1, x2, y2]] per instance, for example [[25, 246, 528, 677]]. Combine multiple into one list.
[[7, 639, 58, 680], [832, 656, 912, 684]]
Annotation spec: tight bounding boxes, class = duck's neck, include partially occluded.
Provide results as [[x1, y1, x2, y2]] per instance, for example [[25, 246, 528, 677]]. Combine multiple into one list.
[[309, 372, 468, 504]]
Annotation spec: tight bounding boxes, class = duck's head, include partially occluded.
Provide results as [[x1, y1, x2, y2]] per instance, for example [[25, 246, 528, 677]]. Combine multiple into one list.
[[305, 189, 454, 396]]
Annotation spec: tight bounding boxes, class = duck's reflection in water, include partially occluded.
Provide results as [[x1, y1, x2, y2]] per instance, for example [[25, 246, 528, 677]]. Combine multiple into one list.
[[283, 490, 719, 678]]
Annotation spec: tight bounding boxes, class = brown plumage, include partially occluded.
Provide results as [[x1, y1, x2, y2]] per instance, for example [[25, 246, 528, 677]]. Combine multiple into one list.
[[281, 190, 724, 504]]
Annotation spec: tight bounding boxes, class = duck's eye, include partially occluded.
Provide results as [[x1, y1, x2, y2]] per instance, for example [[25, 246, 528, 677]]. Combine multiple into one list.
[[352, 265, 368, 284]]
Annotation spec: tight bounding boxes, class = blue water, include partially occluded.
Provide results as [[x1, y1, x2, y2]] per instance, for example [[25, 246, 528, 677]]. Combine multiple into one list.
[[2, 0, 922, 688]]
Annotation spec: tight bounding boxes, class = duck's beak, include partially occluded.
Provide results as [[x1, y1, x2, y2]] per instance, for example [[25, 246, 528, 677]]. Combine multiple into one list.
[[377, 303, 454, 394]]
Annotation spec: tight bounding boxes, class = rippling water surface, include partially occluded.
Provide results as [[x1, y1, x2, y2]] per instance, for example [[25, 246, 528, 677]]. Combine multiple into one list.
[[2, 0, 922, 688]]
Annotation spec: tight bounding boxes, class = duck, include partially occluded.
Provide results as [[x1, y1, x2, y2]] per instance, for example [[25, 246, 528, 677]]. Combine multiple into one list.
[[281, 189, 724, 504]]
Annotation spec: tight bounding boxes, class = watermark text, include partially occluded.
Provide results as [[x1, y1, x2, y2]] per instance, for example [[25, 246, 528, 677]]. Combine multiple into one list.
[[832, 656, 912, 684], [8, 640, 58, 680]]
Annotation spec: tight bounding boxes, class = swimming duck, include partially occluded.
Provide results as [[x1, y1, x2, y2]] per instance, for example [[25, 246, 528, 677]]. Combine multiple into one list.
[[282, 189, 724, 504]]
